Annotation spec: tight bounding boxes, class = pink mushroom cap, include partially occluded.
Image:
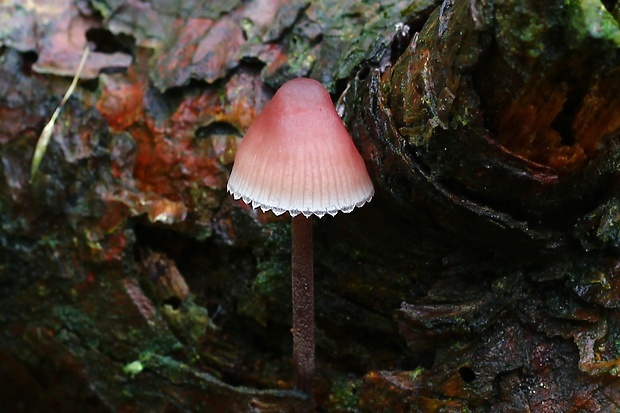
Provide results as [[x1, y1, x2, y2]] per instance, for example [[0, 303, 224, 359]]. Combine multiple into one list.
[[227, 78, 374, 218]]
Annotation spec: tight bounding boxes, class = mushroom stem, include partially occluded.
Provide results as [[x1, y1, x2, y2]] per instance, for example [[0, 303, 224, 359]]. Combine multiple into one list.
[[291, 214, 314, 396]]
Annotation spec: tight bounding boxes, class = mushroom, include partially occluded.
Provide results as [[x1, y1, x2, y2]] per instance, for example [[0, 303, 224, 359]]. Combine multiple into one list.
[[227, 77, 374, 396]]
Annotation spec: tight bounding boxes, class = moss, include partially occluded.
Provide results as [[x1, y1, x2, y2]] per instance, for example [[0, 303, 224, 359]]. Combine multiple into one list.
[[408, 366, 425, 381], [160, 298, 217, 343], [567, 0, 620, 45], [238, 258, 291, 327], [326, 376, 362, 412], [123, 360, 144, 377]]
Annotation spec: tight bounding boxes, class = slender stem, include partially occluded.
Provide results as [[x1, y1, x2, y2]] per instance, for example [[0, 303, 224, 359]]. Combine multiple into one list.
[[291, 215, 314, 396]]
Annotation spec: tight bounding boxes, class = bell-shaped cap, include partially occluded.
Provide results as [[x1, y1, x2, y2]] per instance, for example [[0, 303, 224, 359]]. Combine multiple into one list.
[[227, 78, 374, 218]]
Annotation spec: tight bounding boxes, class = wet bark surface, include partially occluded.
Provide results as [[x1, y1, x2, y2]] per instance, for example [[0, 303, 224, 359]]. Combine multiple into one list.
[[1, 0, 620, 411]]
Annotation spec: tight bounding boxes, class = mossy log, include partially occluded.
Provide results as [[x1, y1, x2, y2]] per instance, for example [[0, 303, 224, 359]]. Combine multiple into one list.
[[1, 0, 620, 411]]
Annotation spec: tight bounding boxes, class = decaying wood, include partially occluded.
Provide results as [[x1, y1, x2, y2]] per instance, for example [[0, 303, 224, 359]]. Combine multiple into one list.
[[1, 0, 620, 411]]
